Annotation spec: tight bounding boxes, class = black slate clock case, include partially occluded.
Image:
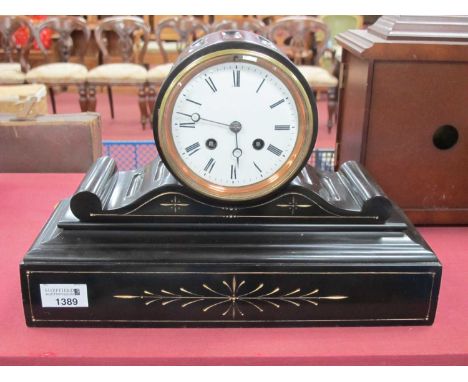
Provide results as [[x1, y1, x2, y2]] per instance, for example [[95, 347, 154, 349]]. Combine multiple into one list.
[[20, 156, 442, 327], [20, 31, 441, 327]]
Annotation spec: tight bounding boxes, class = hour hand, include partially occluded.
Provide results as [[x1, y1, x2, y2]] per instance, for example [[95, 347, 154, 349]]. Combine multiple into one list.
[[176, 112, 201, 122], [176, 112, 231, 127]]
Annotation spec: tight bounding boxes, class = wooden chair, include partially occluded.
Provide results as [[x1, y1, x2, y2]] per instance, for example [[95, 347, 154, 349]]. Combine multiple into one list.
[[0, 16, 38, 85], [212, 17, 267, 36], [86, 16, 150, 129], [146, 16, 210, 117], [25, 16, 90, 113], [268, 16, 339, 131]]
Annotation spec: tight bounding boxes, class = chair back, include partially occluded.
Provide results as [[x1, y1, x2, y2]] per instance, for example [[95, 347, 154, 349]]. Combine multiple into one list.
[[36, 16, 90, 64], [94, 16, 150, 64], [155, 16, 210, 63], [267, 16, 330, 65], [212, 17, 267, 36], [0, 16, 39, 71]]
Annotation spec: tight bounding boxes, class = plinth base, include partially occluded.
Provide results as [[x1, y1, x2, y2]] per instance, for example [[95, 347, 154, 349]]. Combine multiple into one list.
[[21, 201, 441, 328]]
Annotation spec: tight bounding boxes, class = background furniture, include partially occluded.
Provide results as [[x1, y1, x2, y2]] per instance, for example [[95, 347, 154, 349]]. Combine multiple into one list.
[[318, 16, 363, 128], [0, 84, 48, 117], [143, 16, 210, 66], [86, 16, 150, 128], [0, 16, 38, 85], [0, 174, 467, 364], [336, 16, 468, 224], [146, 16, 211, 116], [319, 15, 363, 58], [268, 16, 338, 131], [212, 16, 267, 35], [154, 16, 210, 64], [0, 15, 366, 130], [25, 16, 90, 113], [0, 112, 101, 172]]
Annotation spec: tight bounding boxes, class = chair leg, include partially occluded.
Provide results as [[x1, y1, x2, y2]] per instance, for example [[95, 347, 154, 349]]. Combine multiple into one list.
[[79, 84, 88, 112], [107, 86, 115, 119], [138, 85, 148, 130], [147, 85, 157, 123], [327, 87, 338, 133], [87, 85, 97, 112], [49, 87, 57, 114]]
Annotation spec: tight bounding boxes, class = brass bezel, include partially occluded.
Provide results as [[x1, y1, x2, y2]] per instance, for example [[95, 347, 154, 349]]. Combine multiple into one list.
[[157, 49, 315, 202]]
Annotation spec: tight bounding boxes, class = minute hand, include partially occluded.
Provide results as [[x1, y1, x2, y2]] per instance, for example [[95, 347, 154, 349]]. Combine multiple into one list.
[[199, 117, 231, 127]]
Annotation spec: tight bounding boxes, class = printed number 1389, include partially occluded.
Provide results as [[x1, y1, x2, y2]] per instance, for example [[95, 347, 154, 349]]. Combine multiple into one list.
[[55, 298, 78, 306]]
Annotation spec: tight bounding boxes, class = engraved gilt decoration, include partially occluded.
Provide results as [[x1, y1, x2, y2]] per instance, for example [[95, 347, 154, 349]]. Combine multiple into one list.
[[114, 276, 348, 319], [276, 195, 312, 215], [159, 195, 189, 213]]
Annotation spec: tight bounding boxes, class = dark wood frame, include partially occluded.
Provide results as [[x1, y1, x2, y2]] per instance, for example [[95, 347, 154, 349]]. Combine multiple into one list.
[[31, 16, 91, 113], [0, 16, 40, 75]]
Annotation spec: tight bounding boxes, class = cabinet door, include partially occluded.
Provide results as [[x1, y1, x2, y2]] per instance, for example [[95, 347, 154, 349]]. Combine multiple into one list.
[[366, 61, 468, 223]]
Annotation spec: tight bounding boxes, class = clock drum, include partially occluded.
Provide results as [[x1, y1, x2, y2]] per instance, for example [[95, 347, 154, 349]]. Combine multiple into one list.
[[153, 30, 318, 202]]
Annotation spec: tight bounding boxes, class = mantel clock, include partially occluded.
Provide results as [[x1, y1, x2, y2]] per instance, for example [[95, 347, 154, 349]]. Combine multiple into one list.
[[20, 31, 441, 328]]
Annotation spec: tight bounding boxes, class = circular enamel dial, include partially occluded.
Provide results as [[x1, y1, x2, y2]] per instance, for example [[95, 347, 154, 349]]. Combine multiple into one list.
[[171, 61, 298, 187], [156, 49, 316, 202]]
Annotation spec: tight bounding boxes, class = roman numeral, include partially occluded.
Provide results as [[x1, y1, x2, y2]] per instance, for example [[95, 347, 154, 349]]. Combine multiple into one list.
[[204, 158, 216, 173], [256, 77, 266, 93], [205, 76, 217, 92], [231, 164, 237, 180], [180, 122, 195, 128], [233, 69, 240, 87], [185, 142, 201, 156], [186, 98, 202, 106], [267, 144, 283, 156], [270, 99, 285, 109], [253, 162, 262, 173], [275, 125, 290, 130]]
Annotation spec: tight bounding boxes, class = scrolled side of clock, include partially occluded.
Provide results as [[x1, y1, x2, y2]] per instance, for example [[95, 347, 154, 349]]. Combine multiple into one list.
[[65, 155, 394, 226]]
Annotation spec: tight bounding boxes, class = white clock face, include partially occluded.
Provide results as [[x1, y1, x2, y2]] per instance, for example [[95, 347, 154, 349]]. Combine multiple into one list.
[[170, 61, 299, 188]]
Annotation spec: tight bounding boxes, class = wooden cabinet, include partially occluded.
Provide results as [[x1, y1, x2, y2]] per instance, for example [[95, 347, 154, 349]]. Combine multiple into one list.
[[336, 16, 468, 224]]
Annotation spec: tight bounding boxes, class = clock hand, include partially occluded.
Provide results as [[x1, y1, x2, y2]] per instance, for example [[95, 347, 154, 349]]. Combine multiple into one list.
[[199, 116, 231, 127], [176, 112, 230, 127], [232, 131, 242, 167], [176, 112, 243, 165], [176, 112, 193, 118]]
